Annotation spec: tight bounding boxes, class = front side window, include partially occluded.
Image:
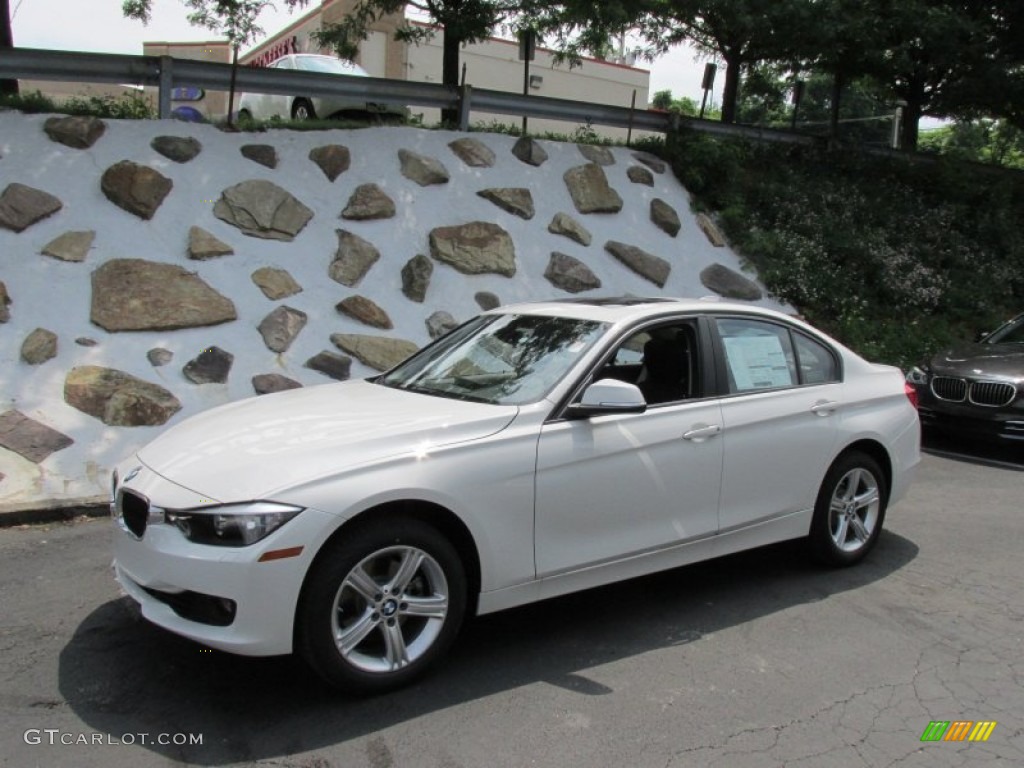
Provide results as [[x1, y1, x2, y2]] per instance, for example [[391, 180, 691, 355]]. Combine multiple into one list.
[[593, 321, 699, 405], [379, 314, 607, 406]]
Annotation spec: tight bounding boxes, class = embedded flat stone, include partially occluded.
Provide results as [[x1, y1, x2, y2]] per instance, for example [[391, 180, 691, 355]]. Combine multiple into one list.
[[43, 115, 106, 149], [399, 149, 449, 186], [100, 160, 172, 220], [548, 212, 592, 246], [331, 334, 419, 372], [475, 292, 500, 310], [329, 229, 381, 287], [147, 348, 173, 367], [0, 281, 10, 323], [578, 144, 615, 166], [251, 267, 303, 300], [20, 328, 57, 365], [426, 310, 458, 339], [252, 373, 303, 395], [241, 144, 278, 169], [511, 137, 548, 166], [651, 198, 681, 237], [188, 226, 234, 260], [604, 241, 671, 287], [151, 135, 202, 163], [183, 346, 234, 385], [257, 305, 308, 353], [0, 183, 63, 232], [401, 254, 433, 303], [429, 221, 516, 277], [564, 164, 623, 214], [448, 137, 496, 168], [305, 351, 352, 381], [0, 410, 74, 463], [309, 144, 351, 181], [213, 180, 313, 241], [545, 252, 602, 294], [696, 213, 727, 247], [90, 259, 237, 332], [64, 366, 182, 426], [632, 152, 666, 173], [477, 188, 534, 220], [341, 183, 395, 220], [41, 230, 94, 262], [627, 165, 654, 186], [336, 295, 392, 329], [700, 263, 763, 300]]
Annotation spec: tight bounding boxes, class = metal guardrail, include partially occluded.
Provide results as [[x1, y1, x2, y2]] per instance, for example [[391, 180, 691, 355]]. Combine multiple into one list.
[[1, 46, 820, 147]]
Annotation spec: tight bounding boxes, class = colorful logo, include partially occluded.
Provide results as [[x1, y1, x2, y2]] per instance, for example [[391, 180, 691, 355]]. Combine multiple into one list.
[[920, 721, 997, 742]]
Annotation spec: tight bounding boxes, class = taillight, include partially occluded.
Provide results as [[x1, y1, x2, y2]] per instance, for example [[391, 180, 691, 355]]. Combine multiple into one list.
[[904, 381, 919, 409]]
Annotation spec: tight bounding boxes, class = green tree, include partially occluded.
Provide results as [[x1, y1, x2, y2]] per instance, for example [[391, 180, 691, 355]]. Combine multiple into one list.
[[874, 0, 999, 150], [1, 0, 17, 96], [640, 0, 807, 124]]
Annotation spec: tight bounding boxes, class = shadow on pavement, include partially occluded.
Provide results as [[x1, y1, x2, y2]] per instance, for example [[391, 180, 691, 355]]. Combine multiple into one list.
[[58, 531, 919, 764], [921, 429, 1023, 471]]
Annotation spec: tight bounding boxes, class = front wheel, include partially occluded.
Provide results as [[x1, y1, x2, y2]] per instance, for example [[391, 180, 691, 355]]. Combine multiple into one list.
[[298, 518, 467, 693], [291, 98, 317, 121], [808, 452, 887, 566]]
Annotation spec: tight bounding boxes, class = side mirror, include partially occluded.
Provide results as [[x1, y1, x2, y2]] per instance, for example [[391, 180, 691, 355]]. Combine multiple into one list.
[[566, 379, 647, 419], [974, 330, 989, 343]]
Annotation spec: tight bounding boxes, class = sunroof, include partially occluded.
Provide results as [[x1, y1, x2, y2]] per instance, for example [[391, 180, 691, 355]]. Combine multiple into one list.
[[556, 296, 677, 306]]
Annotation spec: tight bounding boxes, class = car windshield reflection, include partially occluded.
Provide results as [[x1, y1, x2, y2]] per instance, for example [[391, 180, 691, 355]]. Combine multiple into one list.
[[379, 314, 607, 405]]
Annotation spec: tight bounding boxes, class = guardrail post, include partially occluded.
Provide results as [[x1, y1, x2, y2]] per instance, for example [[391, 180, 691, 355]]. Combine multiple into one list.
[[458, 84, 472, 132], [158, 56, 173, 119]]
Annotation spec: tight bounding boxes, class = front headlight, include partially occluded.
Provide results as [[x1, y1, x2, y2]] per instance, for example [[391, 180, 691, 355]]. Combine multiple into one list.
[[906, 366, 929, 385], [165, 502, 303, 547]]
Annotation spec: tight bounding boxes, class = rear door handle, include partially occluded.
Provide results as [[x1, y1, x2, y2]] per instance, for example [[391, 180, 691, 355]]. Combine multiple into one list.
[[810, 400, 839, 416], [683, 424, 721, 441]]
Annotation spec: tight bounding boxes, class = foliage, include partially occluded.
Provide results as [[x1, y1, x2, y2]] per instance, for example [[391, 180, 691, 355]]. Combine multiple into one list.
[[663, 128, 1024, 368], [0, 89, 155, 118], [651, 89, 699, 116], [919, 119, 1024, 170]]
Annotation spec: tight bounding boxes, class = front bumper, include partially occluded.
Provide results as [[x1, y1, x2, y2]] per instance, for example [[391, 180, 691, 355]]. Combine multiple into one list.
[[917, 402, 1024, 442], [111, 462, 339, 656]]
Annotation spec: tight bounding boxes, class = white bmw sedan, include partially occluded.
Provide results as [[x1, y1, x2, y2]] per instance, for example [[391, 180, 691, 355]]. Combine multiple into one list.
[[111, 298, 920, 692], [237, 53, 407, 122]]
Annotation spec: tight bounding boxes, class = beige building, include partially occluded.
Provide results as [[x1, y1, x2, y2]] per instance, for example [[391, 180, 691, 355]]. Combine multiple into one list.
[[143, 0, 651, 136]]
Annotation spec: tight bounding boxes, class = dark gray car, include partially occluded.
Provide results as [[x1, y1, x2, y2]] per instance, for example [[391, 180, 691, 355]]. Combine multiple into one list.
[[908, 313, 1024, 442]]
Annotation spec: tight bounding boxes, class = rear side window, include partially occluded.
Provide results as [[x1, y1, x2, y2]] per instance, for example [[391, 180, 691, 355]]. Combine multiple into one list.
[[717, 318, 798, 392], [716, 318, 839, 393], [793, 331, 839, 384]]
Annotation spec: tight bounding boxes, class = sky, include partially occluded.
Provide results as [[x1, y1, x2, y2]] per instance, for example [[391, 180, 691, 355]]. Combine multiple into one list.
[[9, 0, 712, 105]]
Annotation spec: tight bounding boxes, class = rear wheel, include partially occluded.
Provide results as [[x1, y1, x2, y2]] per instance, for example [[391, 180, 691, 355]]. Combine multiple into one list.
[[809, 452, 887, 566], [298, 518, 467, 693], [291, 98, 317, 121]]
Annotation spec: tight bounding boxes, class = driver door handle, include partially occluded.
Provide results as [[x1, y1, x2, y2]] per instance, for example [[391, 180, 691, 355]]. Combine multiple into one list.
[[810, 400, 839, 416], [683, 424, 722, 441]]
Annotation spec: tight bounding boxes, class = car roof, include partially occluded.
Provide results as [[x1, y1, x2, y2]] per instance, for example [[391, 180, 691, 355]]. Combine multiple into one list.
[[492, 296, 800, 326]]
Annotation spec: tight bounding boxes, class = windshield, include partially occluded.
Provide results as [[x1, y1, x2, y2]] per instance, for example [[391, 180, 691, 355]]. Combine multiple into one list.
[[379, 314, 608, 405], [984, 315, 1024, 345], [294, 56, 364, 76]]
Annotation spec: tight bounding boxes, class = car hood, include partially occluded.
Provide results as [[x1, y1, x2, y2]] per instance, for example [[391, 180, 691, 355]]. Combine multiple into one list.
[[929, 343, 1024, 380], [137, 379, 518, 503]]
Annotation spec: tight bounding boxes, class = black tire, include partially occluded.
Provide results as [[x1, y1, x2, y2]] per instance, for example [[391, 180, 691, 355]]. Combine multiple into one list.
[[291, 98, 317, 121], [298, 517, 467, 693], [808, 451, 888, 567]]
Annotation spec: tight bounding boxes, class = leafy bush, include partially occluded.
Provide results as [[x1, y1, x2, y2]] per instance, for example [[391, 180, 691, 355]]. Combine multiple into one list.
[[661, 129, 1024, 368], [0, 89, 155, 119]]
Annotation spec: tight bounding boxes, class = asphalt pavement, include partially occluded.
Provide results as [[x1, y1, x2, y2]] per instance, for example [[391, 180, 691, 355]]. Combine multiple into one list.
[[1, 445, 1022, 768]]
